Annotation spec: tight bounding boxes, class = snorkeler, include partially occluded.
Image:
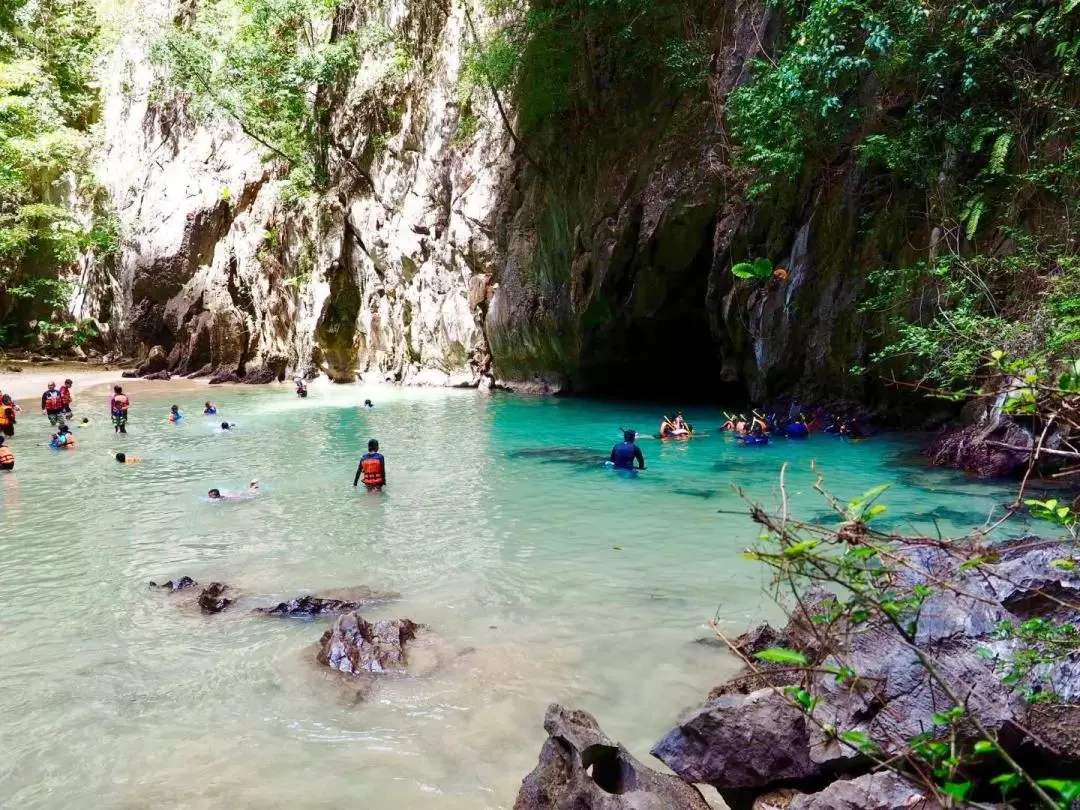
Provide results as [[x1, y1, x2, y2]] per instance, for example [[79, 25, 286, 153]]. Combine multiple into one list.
[[203, 401, 217, 415], [0, 437, 14, 471], [610, 429, 646, 470], [115, 453, 143, 464], [169, 405, 183, 423], [354, 439, 386, 489], [110, 386, 130, 434]]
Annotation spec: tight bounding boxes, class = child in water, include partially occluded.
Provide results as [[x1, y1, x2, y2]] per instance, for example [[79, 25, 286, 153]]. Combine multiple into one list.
[[50, 424, 76, 449], [169, 405, 183, 423], [204, 401, 217, 415], [208, 480, 260, 500], [115, 453, 143, 464]]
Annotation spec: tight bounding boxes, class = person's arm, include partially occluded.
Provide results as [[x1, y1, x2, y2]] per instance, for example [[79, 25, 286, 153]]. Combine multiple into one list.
[[41, 392, 47, 412], [353, 462, 362, 487], [635, 446, 645, 469]]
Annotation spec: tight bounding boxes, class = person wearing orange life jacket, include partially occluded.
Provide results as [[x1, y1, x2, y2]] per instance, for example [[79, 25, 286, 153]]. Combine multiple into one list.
[[0, 436, 14, 470], [353, 439, 386, 490], [50, 424, 76, 449], [110, 385, 130, 434], [41, 381, 65, 426], [0, 394, 16, 437], [59, 378, 74, 417]]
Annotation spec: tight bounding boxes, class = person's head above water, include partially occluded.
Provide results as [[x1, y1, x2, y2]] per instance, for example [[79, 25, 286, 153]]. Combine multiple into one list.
[[170, 404, 179, 413], [115, 453, 126, 463], [81, 417, 89, 424], [220, 421, 230, 430], [623, 429, 636, 443], [368, 439, 379, 452], [205, 401, 213, 408], [113, 385, 123, 394], [58, 424, 70, 434], [208, 489, 221, 499], [364, 399, 373, 408]]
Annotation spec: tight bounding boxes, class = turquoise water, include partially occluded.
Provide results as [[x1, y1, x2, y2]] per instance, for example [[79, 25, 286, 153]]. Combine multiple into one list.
[[0, 380, 1034, 808]]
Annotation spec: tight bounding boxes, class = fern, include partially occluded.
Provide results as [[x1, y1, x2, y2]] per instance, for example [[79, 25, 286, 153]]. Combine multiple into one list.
[[988, 133, 1013, 176]]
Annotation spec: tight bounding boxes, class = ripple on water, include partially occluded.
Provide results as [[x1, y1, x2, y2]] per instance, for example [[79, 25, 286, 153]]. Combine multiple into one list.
[[0, 384, 1033, 808]]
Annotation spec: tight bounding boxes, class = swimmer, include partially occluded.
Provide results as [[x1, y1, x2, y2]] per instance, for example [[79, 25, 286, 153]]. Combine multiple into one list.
[[50, 424, 76, 449], [354, 439, 386, 489], [203, 401, 217, 415], [169, 405, 183, 423], [115, 453, 143, 464], [79, 417, 90, 427], [610, 429, 645, 470], [208, 480, 260, 500], [219, 421, 235, 431], [0, 436, 14, 470], [363, 399, 373, 408]]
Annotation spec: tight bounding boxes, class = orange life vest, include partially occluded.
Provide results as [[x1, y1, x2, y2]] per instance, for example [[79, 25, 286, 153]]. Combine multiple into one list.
[[0, 406, 13, 426], [0, 447, 13, 464], [361, 456, 385, 487]]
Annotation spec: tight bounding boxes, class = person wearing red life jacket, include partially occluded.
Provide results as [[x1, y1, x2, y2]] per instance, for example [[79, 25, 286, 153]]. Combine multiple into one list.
[[41, 382, 65, 426], [110, 385, 130, 434], [353, 439, 386, 490], [59, 378, 74, 417]]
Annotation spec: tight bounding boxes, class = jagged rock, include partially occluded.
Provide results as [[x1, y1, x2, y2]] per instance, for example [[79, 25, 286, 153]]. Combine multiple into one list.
[[241, 368, 278, 384], [139, 345, 168, 374], [149, 576, 198, 591], [198, 582, 233, 614], [654, 539, 1080, 807], [208, 370, 241, 385], [142, 369, 170, 381], [514, 704, 711, 810], [255, 588, 399, 618], [928, 412, 1032, 478], [316, 613, 423, 675], [787, 772, 941, 810], [121, 369, 139, 378]]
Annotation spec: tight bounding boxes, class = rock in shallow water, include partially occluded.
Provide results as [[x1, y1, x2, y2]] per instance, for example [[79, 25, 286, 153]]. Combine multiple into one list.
[[514, 704, 711, 810], [317, 613, 424, 674], [255, 588, 399, 618], [198, 582, 233, 614], [149, 576, 198, 591]]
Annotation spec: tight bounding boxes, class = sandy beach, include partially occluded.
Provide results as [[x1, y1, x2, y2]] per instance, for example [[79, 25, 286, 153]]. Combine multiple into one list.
[[0, 363, 211, 402]]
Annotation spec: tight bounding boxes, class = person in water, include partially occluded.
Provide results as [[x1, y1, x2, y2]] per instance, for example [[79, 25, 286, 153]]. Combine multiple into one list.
[[204, 401, 217, 415], [208, 480, 260, 500], [60, 379, 74, 417], [610, 430, 646, 470], [219, 421, 235, 431], [364, 399, 373, 408], [110, 385, 130, 434], [51, 424, 76, 449], [41, 381, 65, 426], [354, 439, 386, 489], [115, 453, 143, 464], [0, 394, 16, 437], [295, 379, 308, 398], [0, 436, 14, 471], [169, 405, 183, 423]]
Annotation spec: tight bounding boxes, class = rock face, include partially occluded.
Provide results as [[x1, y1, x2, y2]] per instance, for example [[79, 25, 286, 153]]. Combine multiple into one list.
[[316, 613, 423, 675], [928, 406, 1033, 478], [653, 538, 1080, 808], [514, 704, 711, 810], [255, 589, 399, 618]]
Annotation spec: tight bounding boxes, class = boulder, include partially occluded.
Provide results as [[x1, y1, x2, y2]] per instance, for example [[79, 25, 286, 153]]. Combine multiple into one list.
[[241, 368, 278, 384], [316, 613, 423, 675], [121, 369, 139, 378], [198, 582, 233, 614], [208, 370, 241, 385], [514, 704, 711, 810], [255, 588, 399, 618], [150, 576, 198, 591], [142, 370, 171, 381], [787, 772, 941, 810], [139, 345, 168, 375], [928, 412, 1032, 478]]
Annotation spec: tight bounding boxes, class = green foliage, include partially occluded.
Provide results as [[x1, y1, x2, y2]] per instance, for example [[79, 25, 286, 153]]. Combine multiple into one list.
[[0, 0, 112, 346], [155, 0, 360, 194], [731, 257, 774, 280]]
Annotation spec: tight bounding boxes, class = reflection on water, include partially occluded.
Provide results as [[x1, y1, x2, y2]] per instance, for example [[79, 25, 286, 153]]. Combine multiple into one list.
[[0, 382, 1034, 808]]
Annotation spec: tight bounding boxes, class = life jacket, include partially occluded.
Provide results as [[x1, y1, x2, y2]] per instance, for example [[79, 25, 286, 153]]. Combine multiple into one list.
[[0, 446, 13, 464], [43, 390, 63, 411], [112, 394, 129, 414], [361, 455, 385, 487], [60, 386, 72, 405], [0, 406, 13, 426], [53, 433, 75, 448]]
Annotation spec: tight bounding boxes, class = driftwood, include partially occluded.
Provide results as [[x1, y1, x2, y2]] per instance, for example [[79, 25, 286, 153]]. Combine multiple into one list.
[[985, 441, 1080, 461]]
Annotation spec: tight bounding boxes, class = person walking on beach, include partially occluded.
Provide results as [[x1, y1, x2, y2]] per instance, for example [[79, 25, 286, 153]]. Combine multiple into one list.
[[41, 382, 65, 426], [110, 386, 130, 434], [354, 439, 386, 490]]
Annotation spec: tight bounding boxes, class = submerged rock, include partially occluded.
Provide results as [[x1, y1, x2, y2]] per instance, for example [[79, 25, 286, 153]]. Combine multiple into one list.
[[198, 582, 233, 614], [514, 704, 710, 810], [255, 588, 399, 618], [149, 576, 198, 591], [317, 613, 424, 675], [653, 539, 1080, 807]]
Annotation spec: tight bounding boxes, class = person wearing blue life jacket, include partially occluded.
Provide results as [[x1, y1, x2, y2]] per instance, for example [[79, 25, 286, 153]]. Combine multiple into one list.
[[610, 430, 646, 471], [204, 401, 217, 415], [50, 424, 76, 449], [169, 405, 183, 424], [743, 424, 769, 446], [786, 418, 810, 439]]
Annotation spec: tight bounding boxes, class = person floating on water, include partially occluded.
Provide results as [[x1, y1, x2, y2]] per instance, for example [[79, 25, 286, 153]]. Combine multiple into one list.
[[60, 379, 74, 417], [204, 401, 217, 415], [660, 412, 692, 439], [50, 424, 76, 449], [610, 429, 646, 470], [219, 421, 235, 431], [0, 395, 16, 438], [208, 480, 260, 500], [0, 437, 14, 471], [110, 386, 130, 434], [41, 382, 65, 426], [354, 439, 386, 489], [115, 453, 143, 464], [78, 417, 90, 427], [169, 405, 183, 424], [786, 415, 810, 439]]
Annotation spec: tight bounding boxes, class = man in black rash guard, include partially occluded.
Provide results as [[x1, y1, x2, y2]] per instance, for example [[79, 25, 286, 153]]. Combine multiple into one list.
[[610, 430, 645, 471]]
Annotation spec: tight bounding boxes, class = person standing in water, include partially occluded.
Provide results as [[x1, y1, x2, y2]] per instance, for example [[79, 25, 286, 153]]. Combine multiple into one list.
[[354, 439, 386, 489], [610, 430, 645, 471], [0, 437, 14, 470], [59, 379, 74, 418], [110, 386, 130, 434], [41, 382, 65, 426], [0, 395, 16, 437], [204, 401, 217, 415], [169, 405, 183, 423]]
